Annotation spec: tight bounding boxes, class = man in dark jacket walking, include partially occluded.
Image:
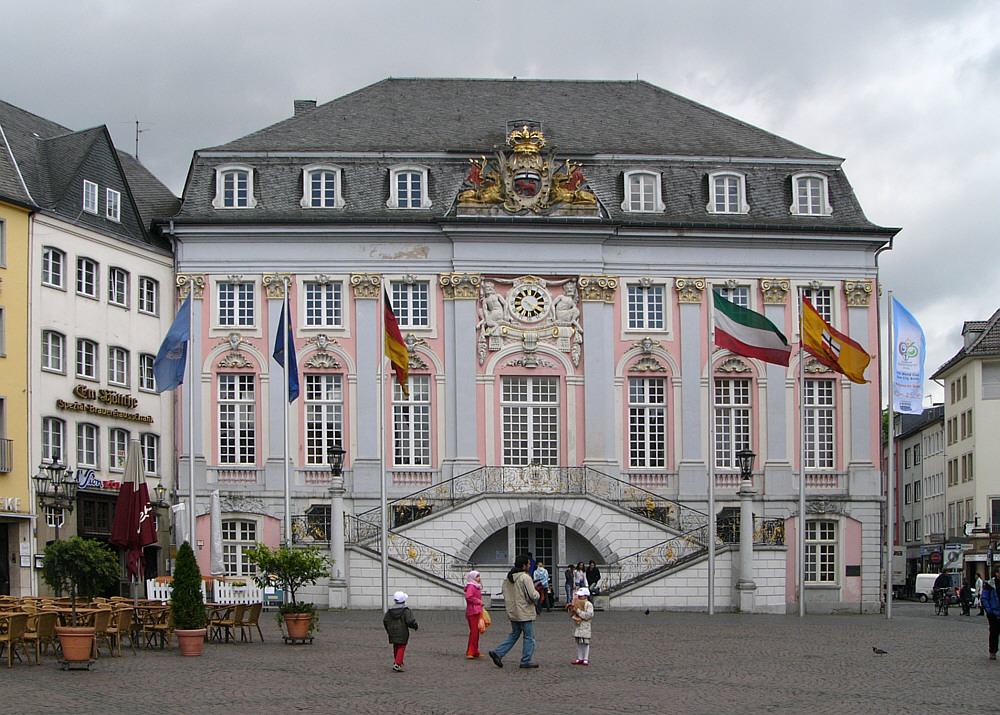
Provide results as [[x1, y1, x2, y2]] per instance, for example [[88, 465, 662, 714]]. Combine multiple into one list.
[[383, 590, 418, 672], [980, 565, 1000, 660]]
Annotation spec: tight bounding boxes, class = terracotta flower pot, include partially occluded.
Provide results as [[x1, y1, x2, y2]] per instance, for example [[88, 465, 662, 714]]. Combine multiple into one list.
[[283, 613, 313, 639], [175, 628, 207, 656], [55, 626, 95, 662]]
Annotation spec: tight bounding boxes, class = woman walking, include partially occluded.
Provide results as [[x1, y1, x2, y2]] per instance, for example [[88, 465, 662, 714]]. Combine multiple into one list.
[[464, 570, 485, 659]]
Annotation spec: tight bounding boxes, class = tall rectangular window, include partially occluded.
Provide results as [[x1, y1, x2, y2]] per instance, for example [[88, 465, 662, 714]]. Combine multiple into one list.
[[138, 277, 159, 315], [218, 282, 255, 327], [393, 375, 431, 466], [391, 281, 430, 328], [41, 331, 65, 373], [77, 423, 99, 468], [76, 338, 98, 380], [222, 520, 258, 576], [805, 520, 836, 583], [77, 257, 98, 298], [109, 428, 129, 471], [627, 284, 665, 330], [218, 374, 256, 465], [141, 433, 159, 475], [138, 353, 156, 391], [711, 174, 747, 214], [83, 180, 98, 214], [501, 376, 559, 466], [627, 173, 657, 212], [308, 170, 339, 208], [105, 188, 121, 221], [714, 378, 751, 469], [802, 287, 832, 323], [41, 247, 64, 288], [628, 377, 667, 468], [108, 347, 129, 386], [222, 170, 250, 208], [304, 374, 343, 466], [108, 267, 129, 307], [796, 177, 823, 215], [41, 417, 65, 463], [395, 171, 423, 208], [804, 379, 835, 469], [304, 281, 343, 327], [714, 285, 750, 308]]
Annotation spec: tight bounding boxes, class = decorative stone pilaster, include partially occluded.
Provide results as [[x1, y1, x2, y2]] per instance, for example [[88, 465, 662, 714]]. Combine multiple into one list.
[[577, 275, 617, 302], [760, 278, 790, 305], [262, 273, 292, 299], [674, 277, 705, 303], [176, 274, 205, 299], [737, 478, 758, 613], [844, 279, 873, 307], [350, 273, 381, 299], [328, 476, 347, 609], [439, 272, 481, 299]]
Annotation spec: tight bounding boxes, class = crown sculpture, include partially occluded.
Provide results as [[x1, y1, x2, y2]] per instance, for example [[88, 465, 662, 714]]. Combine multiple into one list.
[[457, 125, 598, 215]]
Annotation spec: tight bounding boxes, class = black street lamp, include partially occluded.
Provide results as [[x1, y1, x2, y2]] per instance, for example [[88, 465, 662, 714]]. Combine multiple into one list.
[[152, 481, 170, 510], [33, 454, 77, 543], [736, 448, 756, 483], [327, 444, 345, 478]]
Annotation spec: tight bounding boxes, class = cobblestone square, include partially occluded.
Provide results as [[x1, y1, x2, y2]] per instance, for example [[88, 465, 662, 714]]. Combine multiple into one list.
[[2, 603, 992, 714]]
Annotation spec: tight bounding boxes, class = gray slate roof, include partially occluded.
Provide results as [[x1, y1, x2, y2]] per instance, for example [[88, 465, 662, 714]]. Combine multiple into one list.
[[174, 78, 894, 234], [932, 308, 1000, 378]]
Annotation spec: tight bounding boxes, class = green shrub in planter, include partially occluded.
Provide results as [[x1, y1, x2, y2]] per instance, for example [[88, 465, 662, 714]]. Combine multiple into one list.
[[170, 541, 206, 630], [247, 544, 331, 634], [41, 537, 118, 626]]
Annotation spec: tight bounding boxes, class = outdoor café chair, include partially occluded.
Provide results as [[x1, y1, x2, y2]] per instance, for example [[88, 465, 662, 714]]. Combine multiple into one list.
[[23, 611, 59, 662], [0, 613, 33, 667], [105, 608, 136, 656], [209, 603, 246, 643], [143, 608, 174, 650], [239, 602, 264, 642], [91, 609, 114, 658]]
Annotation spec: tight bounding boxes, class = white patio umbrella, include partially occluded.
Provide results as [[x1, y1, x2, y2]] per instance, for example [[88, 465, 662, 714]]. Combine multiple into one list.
[[209, 490, 225, 578]]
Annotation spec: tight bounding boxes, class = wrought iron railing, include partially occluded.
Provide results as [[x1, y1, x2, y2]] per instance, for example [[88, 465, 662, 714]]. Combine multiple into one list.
[[354, 465, 708, 537], [345, 514, 470, 586], [601, 528, 708, 592], [717, 515, 785, 546], [290, 513, 331, 545]]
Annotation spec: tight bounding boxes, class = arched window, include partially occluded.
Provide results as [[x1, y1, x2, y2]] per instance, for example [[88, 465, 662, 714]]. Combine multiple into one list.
[[790, 173, 831, 216], [707, 171, 749, 214], [621, 171, 664, 213], [300, 165, 344, 209], [213, 165, 257, 209]]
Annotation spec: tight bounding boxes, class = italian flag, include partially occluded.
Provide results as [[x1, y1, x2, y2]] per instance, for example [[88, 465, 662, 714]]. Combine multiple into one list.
[[713, 292, 791, 366]]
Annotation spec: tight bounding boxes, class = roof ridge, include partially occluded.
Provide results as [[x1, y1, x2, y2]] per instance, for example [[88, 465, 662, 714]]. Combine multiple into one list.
[[965, 307, 1000, 353]]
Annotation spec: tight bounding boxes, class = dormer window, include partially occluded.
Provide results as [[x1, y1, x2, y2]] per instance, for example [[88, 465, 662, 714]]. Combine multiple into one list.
[[707, 172, 749, 214], [213, 165, 257, 209], [622, 171, 664, 213], [83, 180, 98, 214], [790, 173, 831, 216], [106, 188, 121, 222], [387, 166, 431, 209], [301, 165, 345, 209]]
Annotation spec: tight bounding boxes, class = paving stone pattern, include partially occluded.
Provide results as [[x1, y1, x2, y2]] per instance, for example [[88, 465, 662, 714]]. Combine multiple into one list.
[[2, 603, 994, 714]]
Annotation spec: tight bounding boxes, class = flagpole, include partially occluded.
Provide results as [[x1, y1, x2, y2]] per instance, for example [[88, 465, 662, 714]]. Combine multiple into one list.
[[706, 284, 716, 615], [379, 284, 389, 613], [187, 294, 197, 557], [798, 289, 806, 618], [886, 291, 895, 619], [283, 279, 292, 546]]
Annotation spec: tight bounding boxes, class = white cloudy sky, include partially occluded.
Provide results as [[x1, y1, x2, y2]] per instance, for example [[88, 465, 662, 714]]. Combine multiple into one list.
[[4, 0, 998, 404]]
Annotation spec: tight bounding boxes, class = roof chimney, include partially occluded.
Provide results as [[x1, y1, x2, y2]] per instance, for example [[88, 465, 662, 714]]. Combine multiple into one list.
[[293, 100, 317, 117]]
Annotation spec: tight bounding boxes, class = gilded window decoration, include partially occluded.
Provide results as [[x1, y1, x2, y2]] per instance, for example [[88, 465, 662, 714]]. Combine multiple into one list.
[[177, 274, 205, 299]]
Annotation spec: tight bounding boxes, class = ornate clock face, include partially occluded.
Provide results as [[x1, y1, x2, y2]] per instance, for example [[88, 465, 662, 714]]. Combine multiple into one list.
[[510, 284, 549, 322]]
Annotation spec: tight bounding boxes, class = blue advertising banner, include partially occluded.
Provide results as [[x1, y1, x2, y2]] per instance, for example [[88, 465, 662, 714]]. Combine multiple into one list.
[[892, 297, 926, 415]]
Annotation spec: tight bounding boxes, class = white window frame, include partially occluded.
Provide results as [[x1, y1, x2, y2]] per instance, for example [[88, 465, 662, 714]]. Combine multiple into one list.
[[621, 171, 664, 213], [625, 282, 666, 331], [713, 284, 750, 309], [0, 306, 4, 357], [790, 173, 832, 216], [140, 433, 159, 476], [304, 374, 343, 466], [138, 353, 156, 392], [501, 376, 559, 466], [212, 165, 257, 209], [628, 377, 667, 469], [387, 166, 432, 209], [707, 171, 749, 214], [77, 257, 98, 298], [109, 428, 129, 472], [218, 374, 256, 465], [76, 338, 98, 380], [105, 188, 121, 222], [222, 519, 259, 576], [216, 280, 256, 328], [138, 277, 159, 316], [393, 375, 431, 467], [41, 247, 65, 289], [108, 267, 129, 307], [303, 280, 344, 328], [714, 378, 752, 470], [300, 165, 345, 209], [804, 378, 835, 469], [41, 330, 65, 373], [804, 519, 838, 584], [41, 417, 65, 463], [0, 218, 5, 267], [83, 180, 98, 214], [802, 286, 833, 324], [108, 346, 129, 387], [390, 280, 431, 329], [77, 423, 99, 468]]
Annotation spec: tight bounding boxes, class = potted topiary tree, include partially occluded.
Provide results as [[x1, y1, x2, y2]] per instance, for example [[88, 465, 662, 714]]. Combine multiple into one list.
[[246, 544, 331, 641], [41, 537, 119, 665], [170, 541, 207, 655]]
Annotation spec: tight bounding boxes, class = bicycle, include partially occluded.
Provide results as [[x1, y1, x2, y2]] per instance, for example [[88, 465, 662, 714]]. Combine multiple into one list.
[[934, 587, 956, 616]]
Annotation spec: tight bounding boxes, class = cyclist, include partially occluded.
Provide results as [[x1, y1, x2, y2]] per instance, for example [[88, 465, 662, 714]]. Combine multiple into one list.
[[933, 571, 952, 616]]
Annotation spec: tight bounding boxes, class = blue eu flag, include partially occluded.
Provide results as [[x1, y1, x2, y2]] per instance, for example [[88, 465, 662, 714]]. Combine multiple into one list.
[[273, 304, 300, 402], [153, 294, 191, 393]]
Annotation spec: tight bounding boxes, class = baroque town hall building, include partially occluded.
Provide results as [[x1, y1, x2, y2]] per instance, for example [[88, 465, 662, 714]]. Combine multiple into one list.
[[163, 79, 895, 613]]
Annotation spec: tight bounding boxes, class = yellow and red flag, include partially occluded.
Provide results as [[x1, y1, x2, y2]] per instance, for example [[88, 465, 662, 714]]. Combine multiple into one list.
[[801, 297, 871, 384], [384, 291, 409, 396]]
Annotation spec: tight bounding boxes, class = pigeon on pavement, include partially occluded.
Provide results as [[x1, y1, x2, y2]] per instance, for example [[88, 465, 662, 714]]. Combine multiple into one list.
[[872, 647, 888, 655]]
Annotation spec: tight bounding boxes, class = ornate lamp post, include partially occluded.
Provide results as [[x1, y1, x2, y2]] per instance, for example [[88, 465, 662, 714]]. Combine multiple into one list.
[[152, 481, 170, 510], [327, 444, 347, 608], [735, 448, 757, 612], [33, 455, 77, 544]]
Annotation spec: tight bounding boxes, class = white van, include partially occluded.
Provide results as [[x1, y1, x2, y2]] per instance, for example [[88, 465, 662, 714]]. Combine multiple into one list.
[[914, 572, 962, 602]]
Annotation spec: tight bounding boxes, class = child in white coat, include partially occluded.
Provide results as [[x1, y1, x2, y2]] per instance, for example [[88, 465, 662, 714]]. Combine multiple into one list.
[[566, 586, 594, 665]]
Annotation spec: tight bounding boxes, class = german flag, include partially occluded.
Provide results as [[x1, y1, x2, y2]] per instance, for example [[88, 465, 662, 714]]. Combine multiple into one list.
[[801, 298, 870, 384], [384, 291, 409, 396]]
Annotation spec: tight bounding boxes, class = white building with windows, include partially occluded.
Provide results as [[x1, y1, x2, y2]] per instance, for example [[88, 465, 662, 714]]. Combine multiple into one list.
[[162, 79, 895, 613], [0, 100, 179, 595]]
